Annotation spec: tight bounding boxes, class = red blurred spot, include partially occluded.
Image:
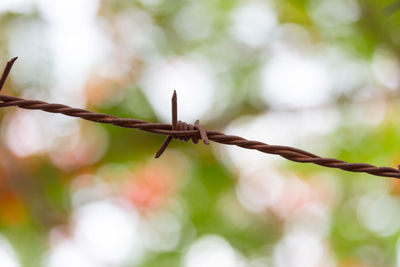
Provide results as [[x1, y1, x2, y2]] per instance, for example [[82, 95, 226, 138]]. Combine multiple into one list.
[[123, 163, 176, 211]]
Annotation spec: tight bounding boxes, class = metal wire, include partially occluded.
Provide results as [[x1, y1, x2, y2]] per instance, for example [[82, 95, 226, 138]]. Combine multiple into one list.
[[1, 58, 399, 179]]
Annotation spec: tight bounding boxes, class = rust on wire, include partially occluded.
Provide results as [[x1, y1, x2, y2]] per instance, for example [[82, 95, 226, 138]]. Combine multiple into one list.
[[155, 90, 209, 158], [0, 58, 400, 178]]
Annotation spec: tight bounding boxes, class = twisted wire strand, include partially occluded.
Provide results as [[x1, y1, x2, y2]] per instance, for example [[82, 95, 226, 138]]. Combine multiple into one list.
[[0, 94, 399, 178], [0, 58, 399, 178]]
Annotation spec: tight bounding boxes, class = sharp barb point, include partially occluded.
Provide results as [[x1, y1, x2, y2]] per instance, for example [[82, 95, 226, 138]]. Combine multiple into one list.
[[9, 57, 18, 64], [155, 136, 173, 158], [0, 57, 18, 92], [171, 90, 177, 130]]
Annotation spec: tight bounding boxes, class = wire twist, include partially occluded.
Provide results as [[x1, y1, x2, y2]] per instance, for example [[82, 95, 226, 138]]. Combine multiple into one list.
[[155, 90, 209, 158], [1, 58, 400, 178]]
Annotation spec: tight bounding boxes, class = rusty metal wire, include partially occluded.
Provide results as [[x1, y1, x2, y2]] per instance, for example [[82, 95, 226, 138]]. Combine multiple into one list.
[[1, 58, 399, 179]]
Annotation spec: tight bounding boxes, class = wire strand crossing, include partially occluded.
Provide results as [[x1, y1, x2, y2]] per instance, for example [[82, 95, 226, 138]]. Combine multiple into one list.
[[0, 58, 399, 179]]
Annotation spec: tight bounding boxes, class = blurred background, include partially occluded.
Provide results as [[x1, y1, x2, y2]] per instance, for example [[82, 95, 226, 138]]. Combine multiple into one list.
[[0, 0, 400, 266]]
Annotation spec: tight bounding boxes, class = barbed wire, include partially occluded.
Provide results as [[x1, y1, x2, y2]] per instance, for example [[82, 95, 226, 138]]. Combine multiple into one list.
[[1, 58, 399, 179]]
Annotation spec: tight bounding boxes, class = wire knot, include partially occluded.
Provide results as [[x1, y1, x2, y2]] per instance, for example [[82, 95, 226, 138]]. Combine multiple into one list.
[[155, 91, 209, 158]]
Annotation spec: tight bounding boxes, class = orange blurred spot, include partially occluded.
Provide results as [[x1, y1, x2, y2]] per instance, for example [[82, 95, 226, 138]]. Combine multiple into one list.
[[85, 77, 114, 105], [0, 193, 27, 225], [338, 259, 364, 267], [123, 163, 175, 211]]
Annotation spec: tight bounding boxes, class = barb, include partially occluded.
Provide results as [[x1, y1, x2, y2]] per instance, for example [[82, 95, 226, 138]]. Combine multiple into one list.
[[0, 58, 399, 179], [155, 90, 209, 158], [0, 57, 17, 91]]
